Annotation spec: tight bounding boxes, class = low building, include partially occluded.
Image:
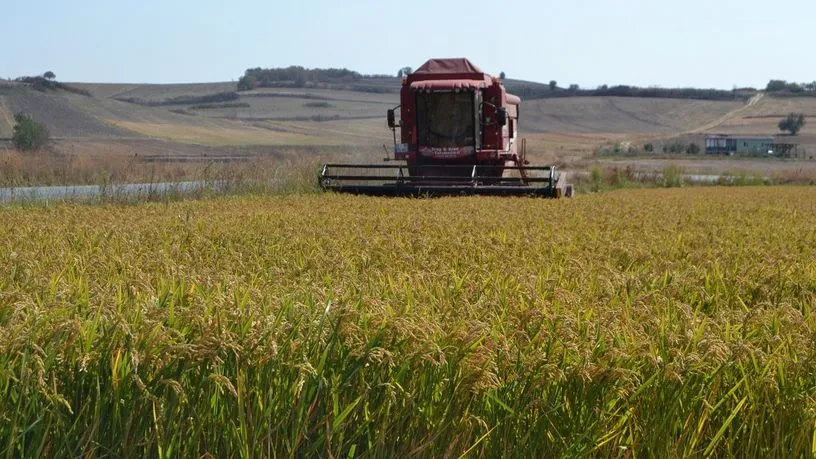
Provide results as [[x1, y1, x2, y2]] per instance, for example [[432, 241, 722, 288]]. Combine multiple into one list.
[[705, 135, 775, 155]]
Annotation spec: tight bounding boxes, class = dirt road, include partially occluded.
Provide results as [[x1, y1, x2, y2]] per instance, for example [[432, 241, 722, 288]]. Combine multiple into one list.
[[688, 93, 764, 134]]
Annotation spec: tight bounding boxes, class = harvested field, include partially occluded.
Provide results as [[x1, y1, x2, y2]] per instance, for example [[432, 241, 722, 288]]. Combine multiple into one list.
[[187, 95, 390, 121], [2, 187, 815, 456], [73, 82, 238, 101], [0, 86, 134, 138], [522, 97, 743, 134]]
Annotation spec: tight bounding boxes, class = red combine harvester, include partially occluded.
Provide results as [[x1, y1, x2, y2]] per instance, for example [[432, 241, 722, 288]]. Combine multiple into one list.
[[319, 58, 570, 197]]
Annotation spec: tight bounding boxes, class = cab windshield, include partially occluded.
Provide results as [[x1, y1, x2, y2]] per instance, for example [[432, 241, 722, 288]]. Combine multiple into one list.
[[416, 91, 475, 148]]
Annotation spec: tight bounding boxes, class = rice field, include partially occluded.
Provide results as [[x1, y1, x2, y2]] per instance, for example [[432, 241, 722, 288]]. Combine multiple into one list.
[[1, 187, 816, 457]]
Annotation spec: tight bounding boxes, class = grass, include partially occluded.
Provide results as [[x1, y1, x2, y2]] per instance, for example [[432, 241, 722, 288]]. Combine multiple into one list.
[[0, 97, 14, 137], [107, 121, 323, 146], [576, 164, 686, 193], [0, 149, 324, 203], [573, 162, 816, 194], [105, 117, 387, 146], [1, 187, 816, 456]]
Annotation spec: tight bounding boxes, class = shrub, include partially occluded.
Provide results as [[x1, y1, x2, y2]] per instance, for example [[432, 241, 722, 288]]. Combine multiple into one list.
[[779, 113, 806, 135], [303, 101, 334, 108], [237, 75, 259, 91], [663, 141, 687, 154], [686, 142, 700, 154], [607, 166, 635, 188], [662, 164, 685, 187], [168, 108, 195, 116], [14, 75, 91, 96], [189, 102, 251, 110], [644, 143, 654, 153], [589, 164, 602, 192], [12, 113, 49, 151], [117, 92, 240, 107]]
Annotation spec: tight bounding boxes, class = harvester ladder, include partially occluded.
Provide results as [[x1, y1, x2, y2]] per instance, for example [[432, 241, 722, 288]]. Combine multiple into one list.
[[514, 138, 530, 185]]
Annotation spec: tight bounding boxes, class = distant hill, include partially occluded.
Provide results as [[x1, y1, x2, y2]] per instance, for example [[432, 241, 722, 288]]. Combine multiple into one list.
[[233, 66, 761, 102], [2, 77, 815, 162]]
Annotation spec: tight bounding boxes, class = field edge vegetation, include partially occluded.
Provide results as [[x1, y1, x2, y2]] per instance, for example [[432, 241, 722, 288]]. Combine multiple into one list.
[[1, 188, 815, 456]]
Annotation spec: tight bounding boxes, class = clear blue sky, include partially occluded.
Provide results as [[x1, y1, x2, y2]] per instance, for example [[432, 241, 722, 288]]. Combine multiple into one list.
[[3, 0, 814, 89]]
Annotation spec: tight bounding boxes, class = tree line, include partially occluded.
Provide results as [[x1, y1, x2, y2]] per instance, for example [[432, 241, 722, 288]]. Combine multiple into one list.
[[538, 85, 752, 101], [237, 66, 816, 103], [237, 67, 392, 90], [765, 80, 816, 96]]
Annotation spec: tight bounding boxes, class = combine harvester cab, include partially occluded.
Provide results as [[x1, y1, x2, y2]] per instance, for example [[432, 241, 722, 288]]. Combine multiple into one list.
[[319, 58, 571, 197]]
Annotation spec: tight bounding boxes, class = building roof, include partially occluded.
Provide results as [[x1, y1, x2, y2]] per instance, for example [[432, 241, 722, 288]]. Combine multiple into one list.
[[706, 134, 774, 140]]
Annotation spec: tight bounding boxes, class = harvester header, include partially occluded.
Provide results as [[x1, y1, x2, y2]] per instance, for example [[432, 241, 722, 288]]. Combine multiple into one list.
[[319, 58, 570, 197]]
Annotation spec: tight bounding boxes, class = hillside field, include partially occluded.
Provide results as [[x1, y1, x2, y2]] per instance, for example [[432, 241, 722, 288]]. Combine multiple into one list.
[[3, 79, 816, 186], [2, 187, 816, 456]]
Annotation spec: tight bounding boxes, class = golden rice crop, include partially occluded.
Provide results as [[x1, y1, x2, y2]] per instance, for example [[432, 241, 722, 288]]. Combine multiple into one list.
[[1, 187, 815, 457]]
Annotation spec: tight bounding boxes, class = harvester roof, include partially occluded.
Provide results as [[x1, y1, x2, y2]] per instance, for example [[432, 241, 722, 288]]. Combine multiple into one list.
[[413, 58, 485, 76], [408, 58, 491, 83], [407, 58, 519, 102]]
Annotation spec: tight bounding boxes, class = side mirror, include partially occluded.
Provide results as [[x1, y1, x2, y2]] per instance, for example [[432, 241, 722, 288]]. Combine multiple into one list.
[[496, 107, 507, 126], [387, 109, 396, 128]]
